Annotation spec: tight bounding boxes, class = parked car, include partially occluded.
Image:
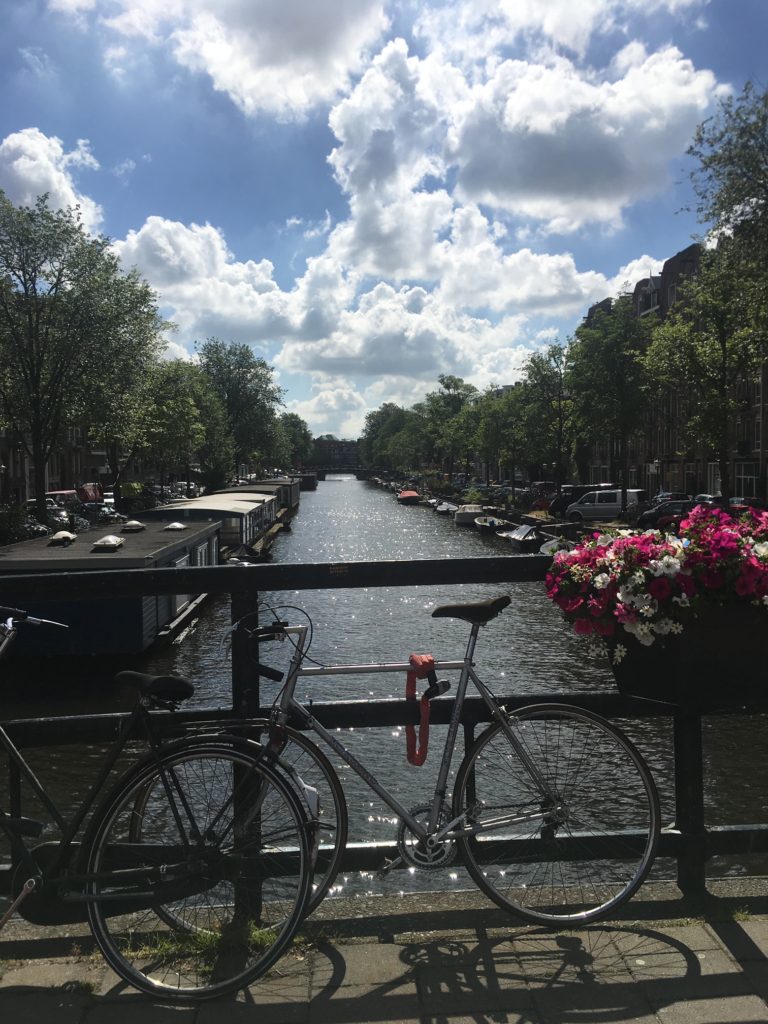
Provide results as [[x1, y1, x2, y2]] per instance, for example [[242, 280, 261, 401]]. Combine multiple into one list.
[[549, 483, 615, 519], [25, 497, 58, 512], [729, 497, 765, 511], [650, 491, 690, 506], [565, 488, 649, 523], [636, 499, 697, 531]]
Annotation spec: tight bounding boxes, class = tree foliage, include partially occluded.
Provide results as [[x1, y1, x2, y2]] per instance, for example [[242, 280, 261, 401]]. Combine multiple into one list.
[[0, 192, 166, 517], [277, 412, 315, 468], [644, 244, 763, 499], [688, 82, 768, 251], [197, 338, 284, 473], [569, 296, 654, 498]]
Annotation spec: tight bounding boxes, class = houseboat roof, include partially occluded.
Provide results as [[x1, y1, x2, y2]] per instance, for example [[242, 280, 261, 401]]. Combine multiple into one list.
[[143, 495, 275, 516], [212, 485, 284, 497], [0, 518, 219, 571]]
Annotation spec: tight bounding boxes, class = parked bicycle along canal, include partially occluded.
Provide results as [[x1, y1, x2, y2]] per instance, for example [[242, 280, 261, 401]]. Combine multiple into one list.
[[6, 475, 768, 891]]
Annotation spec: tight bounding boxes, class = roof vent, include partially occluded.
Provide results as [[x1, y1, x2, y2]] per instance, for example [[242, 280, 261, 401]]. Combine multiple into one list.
[[92, 534, 124, 551], [163, 522, 186, 531], [122, 520, 146, 532], [49, 531, 77, 546]]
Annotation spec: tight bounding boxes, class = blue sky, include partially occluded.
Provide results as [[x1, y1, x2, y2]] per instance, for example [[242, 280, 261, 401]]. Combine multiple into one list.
[[1, 0, 766, 439]]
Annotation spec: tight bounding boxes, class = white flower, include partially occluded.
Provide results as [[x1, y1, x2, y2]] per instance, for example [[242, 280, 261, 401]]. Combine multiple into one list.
[[593, 573, 611, 590], [612, 643, 627, 665], [649, 555, 681, 577], [754, 541, 768, 559], [672, 593, 690, 607]]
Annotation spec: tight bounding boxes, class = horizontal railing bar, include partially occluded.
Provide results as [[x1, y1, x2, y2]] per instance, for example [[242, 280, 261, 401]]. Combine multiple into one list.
[[4, 693, 765, 748], [0, 555, 551, 601], [299, 660, 467, 676]]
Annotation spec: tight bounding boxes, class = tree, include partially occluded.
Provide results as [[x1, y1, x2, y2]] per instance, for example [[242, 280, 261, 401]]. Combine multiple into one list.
[[0, 192, 166, 519], [277, 412, 315, 469], [197, 339, 284, 474], [475, 390, 509, 483], [142, 362, 207, 487], [569, 297, 654, 504], [359, 403, 410, 469], [688, 82, 768, 253], [520, 344, 574, 493], [644, 244, 763, 500], [138, 360, 235, 493], [418, 375, 478, 476]]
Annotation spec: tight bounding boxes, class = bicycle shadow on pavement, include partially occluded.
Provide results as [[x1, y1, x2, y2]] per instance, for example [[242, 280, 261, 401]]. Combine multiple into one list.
[[296, 922, 707, 1023]]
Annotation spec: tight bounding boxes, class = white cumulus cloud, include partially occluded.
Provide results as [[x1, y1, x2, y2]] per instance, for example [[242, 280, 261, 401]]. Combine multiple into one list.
[[49, 0, 390, 119], [0, 128, 103, 231]]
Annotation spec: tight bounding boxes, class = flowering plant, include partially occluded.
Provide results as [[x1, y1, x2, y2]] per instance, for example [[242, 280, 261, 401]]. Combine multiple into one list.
[[545, 505, 768, 663]]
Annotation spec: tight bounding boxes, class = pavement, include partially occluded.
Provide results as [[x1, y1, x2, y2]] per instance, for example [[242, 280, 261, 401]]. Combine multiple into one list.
[[3, 880, 768, 1023]]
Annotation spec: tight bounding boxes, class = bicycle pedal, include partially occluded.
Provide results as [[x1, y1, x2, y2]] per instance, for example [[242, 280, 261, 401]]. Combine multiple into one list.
[[376, 855, 403, 878]]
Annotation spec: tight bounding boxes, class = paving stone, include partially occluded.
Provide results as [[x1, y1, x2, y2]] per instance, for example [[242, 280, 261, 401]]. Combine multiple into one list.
[[656, 993, 768, 1023], [84, 998, 197, 1022], [0, 988, 92, 1024], [531, 984, 659, 1024], [308, 984, 422, 1023]]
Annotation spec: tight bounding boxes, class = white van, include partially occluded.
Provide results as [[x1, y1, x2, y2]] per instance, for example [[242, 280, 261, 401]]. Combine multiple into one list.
[[565, 488, 649, 523]]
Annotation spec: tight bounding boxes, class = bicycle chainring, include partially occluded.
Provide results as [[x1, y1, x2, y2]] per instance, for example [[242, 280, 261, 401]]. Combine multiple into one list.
[[396, 804, 457, 870]]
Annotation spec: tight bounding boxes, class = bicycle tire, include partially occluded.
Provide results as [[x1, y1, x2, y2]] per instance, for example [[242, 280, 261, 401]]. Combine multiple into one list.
[[86, 742, 312, 1001], [260, 725, 348, 914], [136, 725, 349, 916], [452, 704, 660, 926]]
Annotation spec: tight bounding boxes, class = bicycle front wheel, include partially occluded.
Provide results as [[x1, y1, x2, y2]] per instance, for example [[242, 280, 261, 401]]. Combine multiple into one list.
[[86, 744, 312, 1002], [453, 704, 660, 926]]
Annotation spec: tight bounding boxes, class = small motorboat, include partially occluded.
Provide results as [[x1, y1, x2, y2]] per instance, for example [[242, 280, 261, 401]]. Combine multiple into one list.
[[397, 489, 421, 505], [539, 536, 576, 556], [474, 515, 514, 534], [434, 501, 459, 516], [454, 504, 484, 526], [497, 524, 546, 552]]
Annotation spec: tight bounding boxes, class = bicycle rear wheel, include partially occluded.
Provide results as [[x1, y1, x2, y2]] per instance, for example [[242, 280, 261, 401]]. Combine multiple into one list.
[[453, 704, 660, 926], [86, 743, 312, 1001]]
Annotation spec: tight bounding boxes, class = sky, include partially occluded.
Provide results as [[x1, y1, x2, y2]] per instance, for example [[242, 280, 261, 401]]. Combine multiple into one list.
[[1, 1, 767, 440]]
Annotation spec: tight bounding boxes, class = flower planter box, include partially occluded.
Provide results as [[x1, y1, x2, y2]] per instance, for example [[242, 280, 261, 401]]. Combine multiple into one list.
[[605, 603, 768, 708]]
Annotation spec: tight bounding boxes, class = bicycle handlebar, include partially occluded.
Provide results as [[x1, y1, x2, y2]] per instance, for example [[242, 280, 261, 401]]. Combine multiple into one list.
[[0, 606, 69, 628]]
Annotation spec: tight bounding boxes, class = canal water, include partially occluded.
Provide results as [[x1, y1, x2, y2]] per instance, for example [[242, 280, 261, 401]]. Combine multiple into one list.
[[4, 476, 767, 894]]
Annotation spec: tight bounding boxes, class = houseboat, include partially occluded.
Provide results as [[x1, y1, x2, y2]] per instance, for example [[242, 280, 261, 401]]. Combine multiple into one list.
[[0, 518, 220, 656], [140, 494, 277, 550], [214, 478, 300, 515]]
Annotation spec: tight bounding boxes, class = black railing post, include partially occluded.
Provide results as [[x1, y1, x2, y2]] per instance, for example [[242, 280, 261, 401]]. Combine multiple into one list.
[[673, 708, 707, 893], [230, 587, 260, 715]]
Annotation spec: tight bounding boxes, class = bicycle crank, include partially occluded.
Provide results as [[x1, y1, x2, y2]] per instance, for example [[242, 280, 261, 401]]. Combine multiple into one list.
[[396, 804, 457, 870]]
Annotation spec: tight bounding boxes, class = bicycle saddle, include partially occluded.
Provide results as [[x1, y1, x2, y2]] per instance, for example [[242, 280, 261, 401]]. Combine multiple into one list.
[[431, 595, 511, 624], [115, 670, 195, 702]]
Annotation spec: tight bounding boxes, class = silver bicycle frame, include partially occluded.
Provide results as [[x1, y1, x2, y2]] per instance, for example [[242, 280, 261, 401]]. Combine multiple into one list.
[[269, 621, 554, 843]]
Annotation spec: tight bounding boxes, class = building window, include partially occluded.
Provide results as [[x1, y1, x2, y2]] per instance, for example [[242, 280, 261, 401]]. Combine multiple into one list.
[[734, 462, 758, 496]]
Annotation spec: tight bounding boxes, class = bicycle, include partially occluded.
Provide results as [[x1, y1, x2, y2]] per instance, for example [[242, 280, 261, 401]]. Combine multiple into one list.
[[234, 593, 661, 925], [0, 605, 316, 1002]]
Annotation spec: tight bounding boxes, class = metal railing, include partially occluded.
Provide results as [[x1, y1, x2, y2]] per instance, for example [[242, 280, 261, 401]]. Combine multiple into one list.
[[2, 554, 767, 896]]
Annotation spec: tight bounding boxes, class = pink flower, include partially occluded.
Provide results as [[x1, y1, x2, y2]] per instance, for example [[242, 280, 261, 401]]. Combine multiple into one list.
[[573, 617, 594, 635]]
